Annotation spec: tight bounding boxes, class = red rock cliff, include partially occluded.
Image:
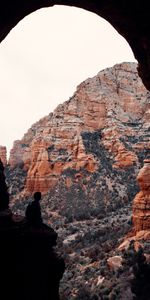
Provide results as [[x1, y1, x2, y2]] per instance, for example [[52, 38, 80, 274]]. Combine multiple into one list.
[[132, 158, 150, 232], [8, 62, 150, 196]]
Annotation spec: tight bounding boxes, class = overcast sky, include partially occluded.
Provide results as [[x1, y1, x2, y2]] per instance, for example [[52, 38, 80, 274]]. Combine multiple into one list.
[[0, 5, 136, 155]]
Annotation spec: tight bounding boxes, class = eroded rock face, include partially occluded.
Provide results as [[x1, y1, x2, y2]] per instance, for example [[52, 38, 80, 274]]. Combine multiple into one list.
[[132, 159, 150, 232], [0, 146, 7, 166], [8, 63, 150, 219], [9, 140, 31, 170]]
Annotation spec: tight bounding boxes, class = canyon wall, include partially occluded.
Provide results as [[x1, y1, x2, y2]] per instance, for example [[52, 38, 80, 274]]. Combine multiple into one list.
[[7, 62, 150, 222]]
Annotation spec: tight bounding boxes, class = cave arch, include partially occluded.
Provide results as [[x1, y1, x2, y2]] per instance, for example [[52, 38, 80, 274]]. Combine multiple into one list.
[[0, 1, 150, 90]]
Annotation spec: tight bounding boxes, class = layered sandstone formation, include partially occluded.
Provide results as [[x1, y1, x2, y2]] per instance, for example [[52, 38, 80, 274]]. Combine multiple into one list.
[[0, 146, 7, 166], [8, 62, 150, 196], [132, 158, 150, 232]]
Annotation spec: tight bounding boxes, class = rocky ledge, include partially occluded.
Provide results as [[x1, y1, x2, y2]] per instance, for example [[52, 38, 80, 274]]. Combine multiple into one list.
[[0, 210, 65, 300]]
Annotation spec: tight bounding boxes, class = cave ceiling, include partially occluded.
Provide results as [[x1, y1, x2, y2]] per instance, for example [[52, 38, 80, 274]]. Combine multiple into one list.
[[0, 1, 150, 90]]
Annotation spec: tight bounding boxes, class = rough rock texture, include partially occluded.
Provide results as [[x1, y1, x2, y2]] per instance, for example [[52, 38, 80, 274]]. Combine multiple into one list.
[[132, 158, 150, 232], [107, 255, 123, 271], [9, 140, 31, 170], [1, 1, 150, 91], [0, 146, 7, 165], [8, 62, 150, 221]]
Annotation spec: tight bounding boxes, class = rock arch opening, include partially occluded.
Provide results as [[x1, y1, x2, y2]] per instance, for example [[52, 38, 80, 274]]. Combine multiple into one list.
[[0, 3, 150, 299], [0, 5, 135, 153], [0, 1, 150, 89]]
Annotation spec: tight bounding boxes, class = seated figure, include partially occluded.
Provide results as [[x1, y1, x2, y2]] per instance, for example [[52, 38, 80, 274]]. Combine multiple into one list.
[[25, 191, 42, 226], [0, 161, 65, 300]]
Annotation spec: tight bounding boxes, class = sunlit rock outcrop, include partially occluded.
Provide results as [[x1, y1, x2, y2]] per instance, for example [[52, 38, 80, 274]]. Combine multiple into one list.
[[9, 63, 150, 196], [132, 158, 150, 232], [7, 62, 150, 222]]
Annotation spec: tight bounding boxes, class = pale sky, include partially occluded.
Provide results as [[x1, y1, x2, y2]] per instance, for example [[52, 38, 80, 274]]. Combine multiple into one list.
[[0, 5, 136, 155]]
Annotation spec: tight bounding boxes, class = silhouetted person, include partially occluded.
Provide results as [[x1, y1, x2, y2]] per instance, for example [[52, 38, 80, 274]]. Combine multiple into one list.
[[25, 192, 43, 226]]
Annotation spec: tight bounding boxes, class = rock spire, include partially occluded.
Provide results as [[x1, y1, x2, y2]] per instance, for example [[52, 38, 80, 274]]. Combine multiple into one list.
[[132, 158, 150, 232]]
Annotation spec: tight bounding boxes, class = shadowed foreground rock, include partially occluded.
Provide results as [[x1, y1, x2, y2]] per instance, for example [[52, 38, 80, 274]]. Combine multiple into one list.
[[0, 161, 65, 300], [0, 213, 65, 300]]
